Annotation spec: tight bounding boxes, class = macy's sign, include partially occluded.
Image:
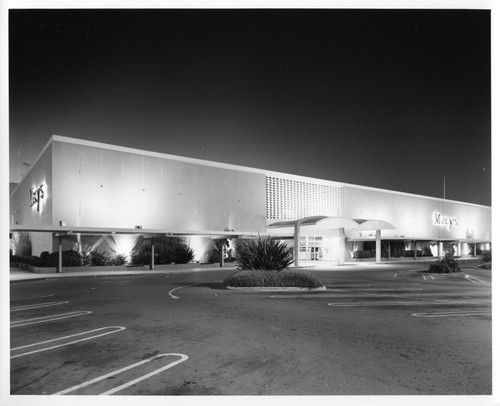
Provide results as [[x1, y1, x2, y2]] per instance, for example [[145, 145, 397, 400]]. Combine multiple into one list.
[[432, 211, 458, 230]]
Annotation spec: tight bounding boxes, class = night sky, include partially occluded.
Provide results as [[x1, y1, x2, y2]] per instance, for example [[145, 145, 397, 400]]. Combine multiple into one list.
[[8, 8, 491, 205]]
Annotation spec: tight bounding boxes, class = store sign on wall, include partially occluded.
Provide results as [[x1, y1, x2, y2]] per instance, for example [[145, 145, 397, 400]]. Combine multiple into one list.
[[29, 185, 45, 212], [432, 211, 458, 230]]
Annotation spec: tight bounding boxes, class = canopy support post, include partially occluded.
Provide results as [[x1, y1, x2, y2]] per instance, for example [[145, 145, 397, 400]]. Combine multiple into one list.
[[294, 222, 300, 267], [375, 230, 381, 263]]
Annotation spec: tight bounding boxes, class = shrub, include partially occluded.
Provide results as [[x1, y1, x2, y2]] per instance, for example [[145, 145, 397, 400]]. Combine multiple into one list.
[[223, 270, 323, 288], [427, 250, 461, 273], [110, 253, 127, 266], [47, 250, 84, 267], [131, 249, 151, 265], [10, 254, 23, 264], [235, 236, 294, 271], [88, 250, 111, 266], [481, 250, 491, 264], [353, 250, 372, 259], [40, 251, 51, 267], [156, 249, 173, 265], [172, 245, 195, 264], [21, 256, 42, 267]]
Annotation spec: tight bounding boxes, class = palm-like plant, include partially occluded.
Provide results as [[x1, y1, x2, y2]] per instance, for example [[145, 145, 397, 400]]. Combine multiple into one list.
[[235, 236, 294, 271]]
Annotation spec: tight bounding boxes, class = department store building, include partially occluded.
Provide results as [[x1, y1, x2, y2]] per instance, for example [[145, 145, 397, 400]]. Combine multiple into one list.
[[9, 136, 492, 267]]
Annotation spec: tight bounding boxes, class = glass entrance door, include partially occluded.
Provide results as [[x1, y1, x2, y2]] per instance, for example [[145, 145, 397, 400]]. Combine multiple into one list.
[[299, 236, 323, 261]]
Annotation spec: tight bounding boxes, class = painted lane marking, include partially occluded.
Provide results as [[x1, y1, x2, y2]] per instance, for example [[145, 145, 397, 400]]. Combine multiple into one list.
[[422, 274, 427, 281], [168, 283, 201, 299], [465, 275, 485, 283], [10, 311, 92, 328], [325, 284, 372, 287], [270, 288, 424, 299], [11, 301, 69, 312], [429, 274, 435, 280], [10, 326, 126, 359], [336, 288, 424, 291], [412, 310, 491, 318], [53, 353, 189, 395], [11, 294, 55, 302], [328, 300, 483, 307]]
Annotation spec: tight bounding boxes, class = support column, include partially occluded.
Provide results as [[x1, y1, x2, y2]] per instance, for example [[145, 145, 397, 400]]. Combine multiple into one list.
[[338, 228, 346, 265], [387, 242, 391, 261], [57, 237, 63, 273], [220, 243, 225, 268], [474, 243, 477, 256], [375, 230, 381, 264], [150, 238, 155, 270], [457, 242, 462, 256], [438, 241, 443, 258], [294, 222, 300, 267], [413, 240, 418, 260]]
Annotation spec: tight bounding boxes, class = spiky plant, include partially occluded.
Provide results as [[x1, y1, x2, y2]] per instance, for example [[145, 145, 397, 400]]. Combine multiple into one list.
[[235, 236, 294, 271]]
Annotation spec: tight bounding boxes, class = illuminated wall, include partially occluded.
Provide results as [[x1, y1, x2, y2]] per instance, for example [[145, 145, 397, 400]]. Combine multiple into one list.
[[51, 140, 267, 233], [10, 144, 53, 255], [10, 144, 52, 228], [343, 186, 491, 241]]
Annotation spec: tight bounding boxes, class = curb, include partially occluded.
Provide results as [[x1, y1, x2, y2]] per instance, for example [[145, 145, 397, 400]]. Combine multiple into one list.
[[226, 285, 327, 292]]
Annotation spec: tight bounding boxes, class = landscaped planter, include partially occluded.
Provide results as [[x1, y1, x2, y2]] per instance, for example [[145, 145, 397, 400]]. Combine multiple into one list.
[[223, 269, 324, 290], [226, 285, 326, 291]]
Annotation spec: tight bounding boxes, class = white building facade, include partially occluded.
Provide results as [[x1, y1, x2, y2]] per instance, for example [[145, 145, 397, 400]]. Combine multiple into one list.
[[10, 136, 492, 266]]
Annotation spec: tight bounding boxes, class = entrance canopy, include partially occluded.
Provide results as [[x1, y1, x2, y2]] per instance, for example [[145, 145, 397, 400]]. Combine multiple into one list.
[[268, 216, 396, 266], [268, 216, 395, 232], [353, 218, 396, 231]]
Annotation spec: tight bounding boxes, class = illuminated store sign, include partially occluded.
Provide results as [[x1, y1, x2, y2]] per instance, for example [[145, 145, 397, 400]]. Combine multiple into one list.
[[29, 185, 45, 212], [432, 211, 457, 230]]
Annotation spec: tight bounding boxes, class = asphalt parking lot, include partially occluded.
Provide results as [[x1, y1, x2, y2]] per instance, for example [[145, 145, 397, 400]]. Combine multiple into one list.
[[9, 260, 492, 397]]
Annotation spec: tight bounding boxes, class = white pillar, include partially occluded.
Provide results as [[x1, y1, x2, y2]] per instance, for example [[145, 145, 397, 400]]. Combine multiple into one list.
[[338, 228, 345, 265], [294, 222, 300, 267], [150, 238, 155, 270], [58, 237, 63, 273], [375, 230, 381, 263], [220, 243, 225, 268]]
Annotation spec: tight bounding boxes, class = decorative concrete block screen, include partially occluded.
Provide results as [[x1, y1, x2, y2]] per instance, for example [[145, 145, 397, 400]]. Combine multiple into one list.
[[266, 176, 343, 220]]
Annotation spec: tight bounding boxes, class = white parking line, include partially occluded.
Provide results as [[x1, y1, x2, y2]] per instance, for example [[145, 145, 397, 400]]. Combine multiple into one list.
[[10, 311, 92, 328], [412, 310, 491, 318], [464, 275, 485, 283], [327, 284, 372, 287], [339, 288, 424, 291], [168, 283, 201, 299], [328, 299, 481, 307], [11, 301, 69, 312], [52, 353, 189, 395], [11, 294, 55, 302], [10, 326, 126, 359]]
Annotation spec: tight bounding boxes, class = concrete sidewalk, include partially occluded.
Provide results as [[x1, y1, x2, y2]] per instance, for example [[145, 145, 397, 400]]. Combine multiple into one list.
[[9, 257, 483, 282], [9, 263, 238, 282]]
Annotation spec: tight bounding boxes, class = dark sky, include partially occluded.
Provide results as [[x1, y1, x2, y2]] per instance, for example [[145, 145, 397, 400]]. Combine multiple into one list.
[[9, 8, 491, 205]]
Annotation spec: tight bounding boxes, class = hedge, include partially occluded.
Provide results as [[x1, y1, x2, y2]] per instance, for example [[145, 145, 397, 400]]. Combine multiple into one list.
[[223, 270, 323, 288]]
